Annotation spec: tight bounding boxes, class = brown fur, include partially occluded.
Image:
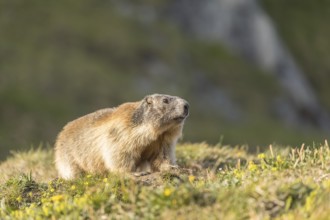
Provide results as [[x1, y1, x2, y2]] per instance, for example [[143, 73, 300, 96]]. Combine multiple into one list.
[[54, 94, 189, 179]]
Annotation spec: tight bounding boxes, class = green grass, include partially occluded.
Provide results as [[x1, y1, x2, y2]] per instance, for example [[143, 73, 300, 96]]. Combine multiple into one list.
[[1, 142, 330, 219]]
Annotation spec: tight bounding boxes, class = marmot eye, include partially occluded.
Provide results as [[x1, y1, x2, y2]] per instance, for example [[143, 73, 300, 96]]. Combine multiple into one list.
[[163, 98, 169, 104]]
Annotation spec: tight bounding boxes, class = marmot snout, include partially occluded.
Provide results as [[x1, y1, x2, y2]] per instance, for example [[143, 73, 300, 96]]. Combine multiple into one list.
[[54, 94, 189, 179]]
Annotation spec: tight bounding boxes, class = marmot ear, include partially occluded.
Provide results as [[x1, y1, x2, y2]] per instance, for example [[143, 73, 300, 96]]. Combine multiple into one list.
[[144, 95, 153, 104]]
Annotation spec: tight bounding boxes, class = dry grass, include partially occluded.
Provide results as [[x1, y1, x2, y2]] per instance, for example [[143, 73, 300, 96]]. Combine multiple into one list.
[[0, 147, 57, 184]]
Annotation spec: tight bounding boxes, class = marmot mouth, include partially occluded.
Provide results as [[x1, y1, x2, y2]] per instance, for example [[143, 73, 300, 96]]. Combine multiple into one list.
[[173, 116, 186, 122]]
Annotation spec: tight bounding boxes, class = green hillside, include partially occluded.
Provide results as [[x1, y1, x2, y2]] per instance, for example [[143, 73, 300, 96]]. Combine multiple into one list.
[[1, 0, 329, 160], [262, 0, 330, 110]]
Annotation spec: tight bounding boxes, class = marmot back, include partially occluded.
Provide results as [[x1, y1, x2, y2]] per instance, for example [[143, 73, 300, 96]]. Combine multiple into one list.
[[54, 94, 189, 179]]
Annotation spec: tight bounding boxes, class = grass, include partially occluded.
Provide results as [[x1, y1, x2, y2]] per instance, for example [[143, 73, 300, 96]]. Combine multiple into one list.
[[1, 142, 330, 219]]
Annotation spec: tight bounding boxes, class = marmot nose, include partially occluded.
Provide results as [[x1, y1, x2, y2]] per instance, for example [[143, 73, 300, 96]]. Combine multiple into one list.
[[183, 103, 189, 115]]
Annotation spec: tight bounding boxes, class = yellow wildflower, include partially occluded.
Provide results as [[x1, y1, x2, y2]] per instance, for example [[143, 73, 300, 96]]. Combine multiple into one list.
[[51, 194, 64, 202], [42, 206, 50, 216], [189, 175, 195, 183], [233, 169, 243, 178], [248, 161, 258, 172], [13, 210, 24, 218], [164, 188, 172, 197], [276, 155, 283, 162], [258, 153, 266, 159]]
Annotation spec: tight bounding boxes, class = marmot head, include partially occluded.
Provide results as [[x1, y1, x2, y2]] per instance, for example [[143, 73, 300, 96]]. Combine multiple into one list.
[[132, 94, 189, 129]]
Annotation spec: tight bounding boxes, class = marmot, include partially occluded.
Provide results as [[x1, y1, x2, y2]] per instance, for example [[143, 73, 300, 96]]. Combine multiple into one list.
[[54, 94, 189, 179]]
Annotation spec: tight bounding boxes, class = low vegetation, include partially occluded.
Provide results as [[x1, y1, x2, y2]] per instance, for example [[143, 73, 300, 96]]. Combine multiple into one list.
[[1, 142, 330, 219]]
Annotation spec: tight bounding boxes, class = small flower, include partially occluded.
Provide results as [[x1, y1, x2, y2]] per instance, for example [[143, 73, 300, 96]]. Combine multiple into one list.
[[276, 155, 283, 163], [51, 194, 64, 202], [50, 188, 55, 193], [258, 153, 266, 159], [25, 206, 35, 216], [103, 178, 108, 183], [233, 169, 243, 178], [248, 161, 258, 172], [164, 188, 172, 197], [189, 175, 196, 183], [84, 182, 89, 186], [87, 174, 92, 178], [71, 185, 76, 190], [42, 206, 50, 216], [16, 196, 22, 202]]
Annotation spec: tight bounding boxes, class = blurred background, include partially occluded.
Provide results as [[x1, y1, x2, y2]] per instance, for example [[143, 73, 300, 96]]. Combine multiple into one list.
[[1, 0, 329, 160]]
